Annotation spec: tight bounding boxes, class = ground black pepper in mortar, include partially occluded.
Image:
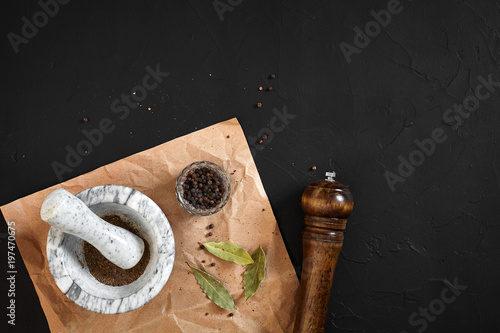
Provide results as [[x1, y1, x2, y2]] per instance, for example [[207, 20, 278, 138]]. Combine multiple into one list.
[[83, 215, 150, 286], [182, 167, 225, 210]]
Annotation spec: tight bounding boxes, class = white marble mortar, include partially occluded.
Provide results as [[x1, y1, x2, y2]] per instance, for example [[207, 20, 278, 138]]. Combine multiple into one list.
[[46, 185, 175, 314]]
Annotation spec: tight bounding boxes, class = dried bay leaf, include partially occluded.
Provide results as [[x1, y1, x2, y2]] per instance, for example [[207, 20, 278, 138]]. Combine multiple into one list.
[[188, 265, 237, 310], [244, 246, 266, 301], [203, 242, 254, 265]]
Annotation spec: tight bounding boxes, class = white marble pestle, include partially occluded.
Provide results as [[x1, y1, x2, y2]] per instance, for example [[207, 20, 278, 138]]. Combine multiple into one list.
[[41, 188, 145, 270]]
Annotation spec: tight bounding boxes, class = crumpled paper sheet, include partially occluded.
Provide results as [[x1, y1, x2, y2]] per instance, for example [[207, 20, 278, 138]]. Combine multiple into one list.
[[1, 118, 299, 333]]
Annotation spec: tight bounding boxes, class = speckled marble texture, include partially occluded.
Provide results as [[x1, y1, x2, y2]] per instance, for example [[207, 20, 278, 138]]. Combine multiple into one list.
[[46, 185, 175, 314], [41, 188, 145, 270]]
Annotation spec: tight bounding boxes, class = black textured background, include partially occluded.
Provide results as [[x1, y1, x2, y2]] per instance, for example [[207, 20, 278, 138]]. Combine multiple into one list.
[[1, 0, 499, 332]]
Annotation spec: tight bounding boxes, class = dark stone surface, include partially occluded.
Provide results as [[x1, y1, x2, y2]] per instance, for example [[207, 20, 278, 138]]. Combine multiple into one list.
[[1, 0, 499, 332]]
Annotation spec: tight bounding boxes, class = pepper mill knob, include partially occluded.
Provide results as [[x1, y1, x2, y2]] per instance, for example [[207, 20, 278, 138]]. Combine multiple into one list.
[[294, 172, 354, 333]]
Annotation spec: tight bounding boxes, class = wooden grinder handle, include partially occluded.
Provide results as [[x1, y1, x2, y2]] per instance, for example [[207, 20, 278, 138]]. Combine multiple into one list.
[[294, 174, 354, 333]]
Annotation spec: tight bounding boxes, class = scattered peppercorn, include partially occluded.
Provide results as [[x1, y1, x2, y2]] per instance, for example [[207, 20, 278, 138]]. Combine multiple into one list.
[[229, 313, 234, 317], [311, 166, 317, 170], [227, 135, 230, 138], [261, 134, 268, 140], [258, 139, 263, 145], [82, 117, 89, 123], [270, 74, 276, 79], [256, 102, 262, 108], [202, 260, 206, 263], [258, 86, 263, 91], [205, 313, 209, 316], [267, 86, 273, 91], [182, 166, 226, 210], [209, 224, 214, 229], [200, 244, 205, 249], [211, 262, 216, 266], [208, 232, 213, 236]]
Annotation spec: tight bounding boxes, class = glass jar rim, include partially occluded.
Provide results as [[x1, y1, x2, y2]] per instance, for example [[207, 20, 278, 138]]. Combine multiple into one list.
[[175, 161, 230, 216]]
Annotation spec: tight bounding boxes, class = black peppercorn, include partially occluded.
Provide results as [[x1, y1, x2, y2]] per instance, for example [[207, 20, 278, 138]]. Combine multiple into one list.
[[209, 224, 214, 229], [270, 74, 276, 79], [229, 313, 234, 317], [211, 262, 215, 266], [182, 166, 226, 210]]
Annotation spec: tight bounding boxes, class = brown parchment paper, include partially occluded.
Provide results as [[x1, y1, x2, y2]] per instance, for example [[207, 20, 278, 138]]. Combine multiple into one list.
[[1, 118, 299, 333]]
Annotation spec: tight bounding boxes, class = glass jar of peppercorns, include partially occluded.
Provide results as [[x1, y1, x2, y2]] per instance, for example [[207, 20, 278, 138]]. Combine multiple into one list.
[[175, 161, 230, 216]]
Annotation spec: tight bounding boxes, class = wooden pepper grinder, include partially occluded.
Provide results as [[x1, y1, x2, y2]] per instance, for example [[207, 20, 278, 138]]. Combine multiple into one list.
[[294, 172, 354, 333]]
